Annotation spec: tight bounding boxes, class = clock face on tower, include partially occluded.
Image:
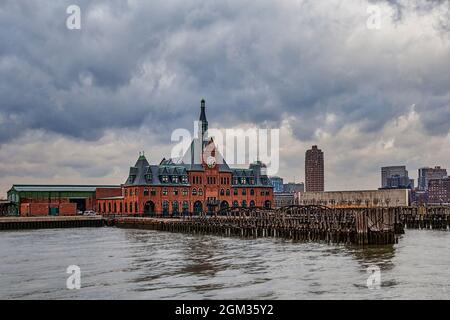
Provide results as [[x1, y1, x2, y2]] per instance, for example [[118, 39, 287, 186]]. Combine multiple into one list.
[[206, 156, 216, 168]]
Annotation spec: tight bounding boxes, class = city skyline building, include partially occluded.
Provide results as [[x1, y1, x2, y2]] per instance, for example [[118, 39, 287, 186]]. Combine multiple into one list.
[[428, 177, 450, 204], [381, 166, 413, 189], [418, 166, 447, 191], [270, 176, 284, 193], [305, 145, 324, 192]]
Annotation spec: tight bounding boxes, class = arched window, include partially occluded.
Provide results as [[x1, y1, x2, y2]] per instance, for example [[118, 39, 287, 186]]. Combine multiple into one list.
[[124, 202, 128, 213], [119, 202, 122, 213], [135, 202, 138, 213], [250, 189, 255, 196], [198, 188, 203, 196], [242, 189, 247, 196], [233, 201, 239, 208], [129, 202, 133, 213], [242, 200, 247, 207], [103, 203, 106, 213], [144, 188, 149, 196], [226, 189, 230, 196], [172, 201, 179, 215], [162, 188, 168, 196], [220, 189, 225, 196], [182, 201, 189, 214], [182, 189, 188, 196], [234, 189, 238, 196], [162, 201, 169, 216], [250, 200, 255, 207], [192, 188, 197, 196], [114, 203, 117, 213]]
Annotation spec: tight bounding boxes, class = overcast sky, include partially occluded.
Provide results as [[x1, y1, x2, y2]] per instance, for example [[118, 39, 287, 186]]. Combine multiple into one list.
[[0, 0, 449, 195]]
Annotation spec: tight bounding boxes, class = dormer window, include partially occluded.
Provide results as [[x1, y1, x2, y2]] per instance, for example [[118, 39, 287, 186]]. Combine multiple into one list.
[[129, 175, 136, 184], [161, 175, 169, 183], [172, 176, 179, 184], [250, 178, 255, 185], [181, 176, 188, 184], [234, 178, 239, 185], [240, 177, 246, 185], [145, 174, 152, 183]]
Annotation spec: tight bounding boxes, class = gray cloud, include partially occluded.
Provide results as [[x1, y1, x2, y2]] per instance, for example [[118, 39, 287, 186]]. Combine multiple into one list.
[[0, 0, 449, 192]]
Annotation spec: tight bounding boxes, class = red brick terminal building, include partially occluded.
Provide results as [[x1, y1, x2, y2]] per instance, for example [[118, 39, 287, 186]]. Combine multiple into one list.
[[97, 100, 273, 216], [4, 100, 273, 217]]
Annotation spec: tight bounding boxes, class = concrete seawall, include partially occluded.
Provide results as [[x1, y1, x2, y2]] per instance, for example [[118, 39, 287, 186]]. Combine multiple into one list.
[[0, 216, 105, 230]]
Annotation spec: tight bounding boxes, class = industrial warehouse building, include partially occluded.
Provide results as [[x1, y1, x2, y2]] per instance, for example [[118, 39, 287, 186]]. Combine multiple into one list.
[[6, 185, 122, 216], [297, 189, 410, 208]]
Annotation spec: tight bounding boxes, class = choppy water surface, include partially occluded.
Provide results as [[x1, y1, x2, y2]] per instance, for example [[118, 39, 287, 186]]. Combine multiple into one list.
[[0, 227, 449, 299]]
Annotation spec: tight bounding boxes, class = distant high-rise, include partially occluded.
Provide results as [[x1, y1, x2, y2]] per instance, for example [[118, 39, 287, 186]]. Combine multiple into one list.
[[270, 176, 284, 193], [305, 145, 324, 192], [381, 166, 413, 189], [418, 166, 447, 191], [428, 177, 450, 204]]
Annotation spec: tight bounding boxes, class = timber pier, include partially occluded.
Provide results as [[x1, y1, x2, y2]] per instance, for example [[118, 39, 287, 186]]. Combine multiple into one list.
[[110, 206, 403, 245], [1, 206, 449, 245]]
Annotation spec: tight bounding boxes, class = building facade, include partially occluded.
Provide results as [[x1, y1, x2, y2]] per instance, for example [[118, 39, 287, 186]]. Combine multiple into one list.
[[428, 177, 450, 205], [297, 189, 410, 208], [6, 185, 121, 216], [273, 193, 295, 208], [418, 166, 447, 191], [381, 166, 413, 189], [305, 145, 324, 192], [97, 100, 273, 216], [270, 176, 284, 193]]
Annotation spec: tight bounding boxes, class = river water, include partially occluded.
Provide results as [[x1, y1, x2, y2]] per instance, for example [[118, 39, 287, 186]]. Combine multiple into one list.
[[0, 227, 448, 299]]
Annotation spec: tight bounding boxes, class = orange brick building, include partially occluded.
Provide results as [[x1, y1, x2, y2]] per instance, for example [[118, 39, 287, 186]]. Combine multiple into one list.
[[97, 100, 274, 216]]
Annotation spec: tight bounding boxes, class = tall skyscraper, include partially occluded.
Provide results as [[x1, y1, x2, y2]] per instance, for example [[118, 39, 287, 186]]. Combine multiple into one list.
[[305, 145, 324, 192], [418, 166, 447, 191]]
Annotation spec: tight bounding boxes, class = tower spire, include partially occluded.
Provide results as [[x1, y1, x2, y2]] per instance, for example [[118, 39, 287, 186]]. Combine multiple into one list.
[[199, 99, 208, 140]]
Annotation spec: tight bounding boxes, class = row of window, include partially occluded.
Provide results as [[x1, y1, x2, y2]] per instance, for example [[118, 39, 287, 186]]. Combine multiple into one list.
[[125, 188, 271, 197], [99, 199, 272, 214], [130, 175, 270, 186], [99, 202, 138, 214], [160, 175, 189, 184], [301, 199, 394, 205]]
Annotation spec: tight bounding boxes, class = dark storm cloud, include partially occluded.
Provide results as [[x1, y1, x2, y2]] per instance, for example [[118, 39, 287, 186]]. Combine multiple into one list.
[[0, 0, 449, 145]]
